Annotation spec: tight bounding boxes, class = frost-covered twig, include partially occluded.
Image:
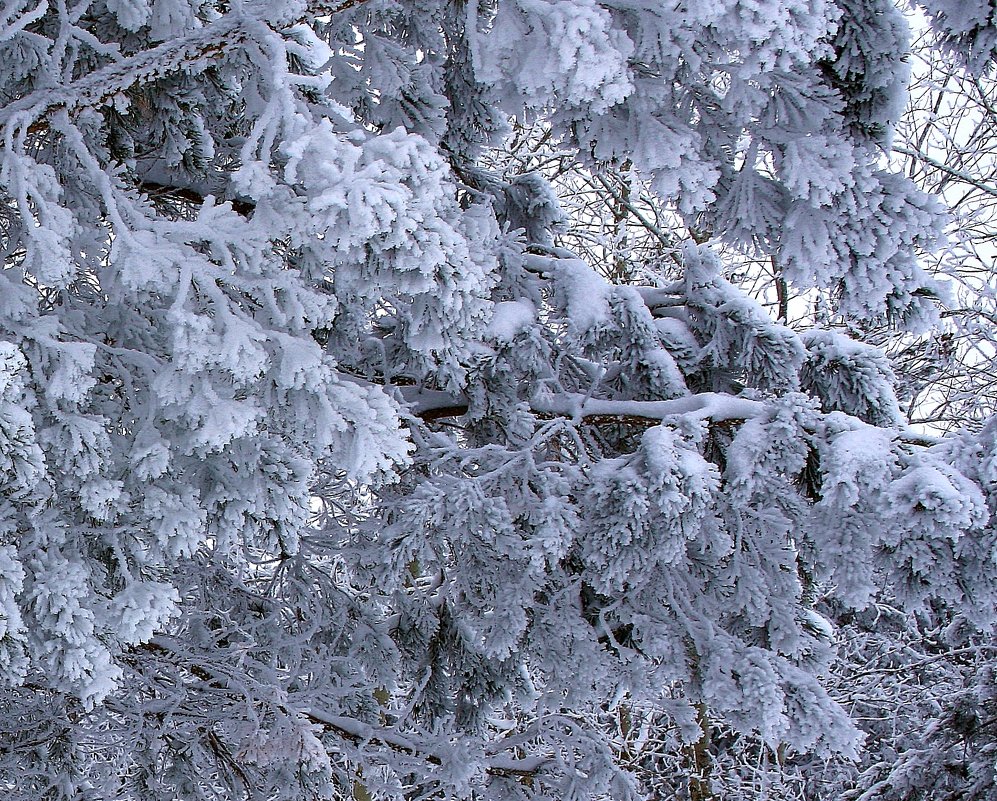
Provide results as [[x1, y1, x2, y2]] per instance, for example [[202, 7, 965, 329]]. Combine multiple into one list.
[[893, 144, 997, 199]]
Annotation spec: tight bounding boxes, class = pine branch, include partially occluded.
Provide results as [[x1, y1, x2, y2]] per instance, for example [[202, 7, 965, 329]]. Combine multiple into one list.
[[9, 1, 376, 135], [129, 638, 549, 781], [13, 18, 248, 134], [303, 708, 550, 779]]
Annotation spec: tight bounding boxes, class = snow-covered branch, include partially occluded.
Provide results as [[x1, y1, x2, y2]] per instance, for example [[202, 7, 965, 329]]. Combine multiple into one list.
[[401, 386, 763, 424], [4, 0, 375, 136], [0, 2, 994, 800], [302, 709, 550, 779], [6, 17, 248, 133], [529, 392, 765, 424]]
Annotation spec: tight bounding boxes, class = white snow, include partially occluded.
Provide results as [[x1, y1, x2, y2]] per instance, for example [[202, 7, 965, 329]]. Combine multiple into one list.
[[557, 258, 612, 332], [487, 299, 536, 342]]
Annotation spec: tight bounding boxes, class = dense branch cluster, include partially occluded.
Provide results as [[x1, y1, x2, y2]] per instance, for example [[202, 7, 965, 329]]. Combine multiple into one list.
[[0, 1, 994, 800]]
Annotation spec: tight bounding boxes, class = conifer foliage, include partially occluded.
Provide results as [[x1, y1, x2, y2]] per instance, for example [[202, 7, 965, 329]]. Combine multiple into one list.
[[0, 1, 994, 799]]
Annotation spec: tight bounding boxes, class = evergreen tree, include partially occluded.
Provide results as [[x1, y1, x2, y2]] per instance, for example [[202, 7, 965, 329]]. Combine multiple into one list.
[[0, 1, 994, 799]]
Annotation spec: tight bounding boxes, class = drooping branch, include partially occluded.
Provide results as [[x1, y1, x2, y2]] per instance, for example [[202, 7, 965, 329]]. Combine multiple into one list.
[[303, 708, 550, 779], [132, 638, 549, 782]]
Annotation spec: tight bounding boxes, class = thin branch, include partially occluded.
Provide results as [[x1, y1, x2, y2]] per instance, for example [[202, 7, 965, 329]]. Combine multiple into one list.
[[892, 145, 997, 199], [591, 172, 682, 265], [137, 179, 256, 216]]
